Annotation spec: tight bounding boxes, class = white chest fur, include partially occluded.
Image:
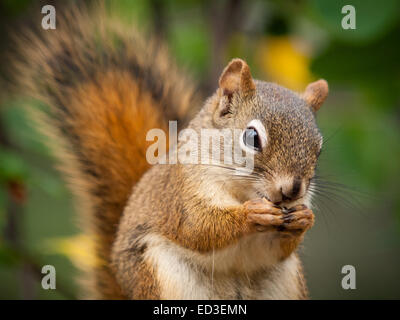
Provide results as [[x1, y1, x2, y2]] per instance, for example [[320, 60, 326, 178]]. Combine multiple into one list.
[[142, 233, 302, 299]]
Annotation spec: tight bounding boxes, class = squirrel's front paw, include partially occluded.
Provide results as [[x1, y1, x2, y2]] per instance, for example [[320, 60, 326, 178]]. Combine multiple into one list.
[[244, 199, 314, 234], [244, 198, 284, 232], [279, 205, 314, 234]]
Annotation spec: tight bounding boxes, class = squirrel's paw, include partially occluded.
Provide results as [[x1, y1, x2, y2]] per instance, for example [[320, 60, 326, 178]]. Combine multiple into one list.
[[279, 205, 314, 234], [244, 198, 284, 232], [244, 200, 314, 234]]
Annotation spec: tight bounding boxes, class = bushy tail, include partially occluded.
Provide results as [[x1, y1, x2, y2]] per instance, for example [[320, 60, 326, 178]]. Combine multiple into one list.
[[9, 3, 198, 299]]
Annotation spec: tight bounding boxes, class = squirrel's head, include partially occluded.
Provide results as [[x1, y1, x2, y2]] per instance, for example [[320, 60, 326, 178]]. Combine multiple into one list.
[[204, 58, 328, 207]]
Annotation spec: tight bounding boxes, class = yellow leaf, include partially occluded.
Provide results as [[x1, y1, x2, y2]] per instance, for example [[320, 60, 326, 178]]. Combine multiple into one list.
[[43, 234, 101, 270], [256, 36, 313, 91]]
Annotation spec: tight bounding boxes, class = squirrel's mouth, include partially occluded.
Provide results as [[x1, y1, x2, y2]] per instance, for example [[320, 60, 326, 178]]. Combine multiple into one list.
[[263, 195, 305, 210], [254, 189, 306, 209]]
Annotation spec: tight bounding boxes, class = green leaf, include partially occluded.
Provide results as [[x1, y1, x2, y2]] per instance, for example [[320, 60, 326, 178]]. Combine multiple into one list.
[[0, 242, 20, 267], [311, 26, 400, 109], [168, 20, 210, 77], [0, 149, 28, 182], [307, 0, 399, 44]]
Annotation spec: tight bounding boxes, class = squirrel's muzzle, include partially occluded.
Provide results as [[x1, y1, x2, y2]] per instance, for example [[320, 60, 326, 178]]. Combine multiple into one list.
[[266, 176, 305, 205]]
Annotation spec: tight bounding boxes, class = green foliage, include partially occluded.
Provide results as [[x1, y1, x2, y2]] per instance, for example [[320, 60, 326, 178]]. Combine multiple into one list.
[[168, 20, 211, 76], [0, 242, 20, 267], [0, 149, 28, 182], [0, 0, 31, 16], [308, 0, 399, 43], [311, 27, 400, 109], [105, 0, 152, 27]]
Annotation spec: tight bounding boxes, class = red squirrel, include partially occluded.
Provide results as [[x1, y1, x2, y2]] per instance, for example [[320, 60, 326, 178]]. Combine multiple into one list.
[[10, 3, 328, 299]]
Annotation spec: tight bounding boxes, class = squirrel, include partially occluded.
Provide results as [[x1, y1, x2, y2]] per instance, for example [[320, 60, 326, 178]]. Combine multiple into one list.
[[9, 3, 328, 299]]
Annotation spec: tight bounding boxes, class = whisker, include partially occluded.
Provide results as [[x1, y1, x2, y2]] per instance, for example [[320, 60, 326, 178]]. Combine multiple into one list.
[[197, 162, 266, 180], [312, 175, 374, 199], [309, 182, 367, 217], [309, 194, 332, 232], [310, 183, 368, 208]]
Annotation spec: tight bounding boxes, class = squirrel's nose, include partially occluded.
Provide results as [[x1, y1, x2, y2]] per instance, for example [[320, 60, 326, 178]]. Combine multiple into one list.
[[268, 177, 303, 204]]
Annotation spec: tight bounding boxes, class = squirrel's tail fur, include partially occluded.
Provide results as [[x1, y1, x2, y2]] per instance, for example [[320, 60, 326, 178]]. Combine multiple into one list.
[[9, 3, 198, 299]]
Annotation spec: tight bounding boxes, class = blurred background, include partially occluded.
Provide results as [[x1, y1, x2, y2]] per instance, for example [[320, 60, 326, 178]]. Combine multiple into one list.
[[0, 0, 399, 299]]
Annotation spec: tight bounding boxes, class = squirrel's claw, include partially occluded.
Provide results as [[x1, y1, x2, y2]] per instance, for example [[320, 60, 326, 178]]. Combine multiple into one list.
[[280, 207, 314, 232]]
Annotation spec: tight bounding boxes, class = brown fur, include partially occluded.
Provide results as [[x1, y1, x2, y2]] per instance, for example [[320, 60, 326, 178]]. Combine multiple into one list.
[[9, 3, 198, 299], [112, 60, 327, 299], [219, 58, 256, 97], [302, 79, 329, 112]]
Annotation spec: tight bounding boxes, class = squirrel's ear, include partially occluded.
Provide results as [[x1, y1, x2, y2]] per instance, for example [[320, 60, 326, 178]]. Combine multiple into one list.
[[215, 59, 255, 117], [302, 79, 329, 112], [219, 58, 255, 99]]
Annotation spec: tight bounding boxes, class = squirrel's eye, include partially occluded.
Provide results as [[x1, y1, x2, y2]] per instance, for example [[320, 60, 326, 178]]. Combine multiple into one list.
[[243, 127, 261, 151]]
